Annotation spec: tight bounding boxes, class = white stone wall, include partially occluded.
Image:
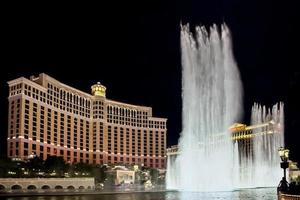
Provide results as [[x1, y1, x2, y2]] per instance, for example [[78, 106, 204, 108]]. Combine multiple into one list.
[[0, 178, 94, 190]]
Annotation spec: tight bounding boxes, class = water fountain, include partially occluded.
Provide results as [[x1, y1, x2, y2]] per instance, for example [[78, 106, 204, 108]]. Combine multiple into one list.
[[167, 23, 243, 191], [236, 102, 284, 188], [166, 23, 284, 192]]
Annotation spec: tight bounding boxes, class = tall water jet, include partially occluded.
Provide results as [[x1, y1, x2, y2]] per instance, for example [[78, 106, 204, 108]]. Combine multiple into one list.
[[235, 102, 285, 188], [166, 24, 243, 191], [251, 102, 284, 187]]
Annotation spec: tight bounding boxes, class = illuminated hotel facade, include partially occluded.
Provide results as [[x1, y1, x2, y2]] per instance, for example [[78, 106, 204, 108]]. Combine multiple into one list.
[[7, 73, 167, 168]]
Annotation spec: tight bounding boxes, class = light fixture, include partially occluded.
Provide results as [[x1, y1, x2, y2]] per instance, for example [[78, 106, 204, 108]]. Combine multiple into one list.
[[284, 149, 289, 161], [278, 147, 285, 161], [277, 147, 290, 193]]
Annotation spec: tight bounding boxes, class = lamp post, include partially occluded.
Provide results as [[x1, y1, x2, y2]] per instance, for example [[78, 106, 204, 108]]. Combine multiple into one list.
[[277, 147, 289, 194]]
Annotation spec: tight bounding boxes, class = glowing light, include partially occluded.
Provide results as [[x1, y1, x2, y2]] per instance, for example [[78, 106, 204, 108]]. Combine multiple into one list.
[[91, 82, 106, 97]]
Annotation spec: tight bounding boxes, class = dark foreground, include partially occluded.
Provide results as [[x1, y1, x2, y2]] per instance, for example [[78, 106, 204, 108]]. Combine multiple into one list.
[[1, 187, 277, 200]]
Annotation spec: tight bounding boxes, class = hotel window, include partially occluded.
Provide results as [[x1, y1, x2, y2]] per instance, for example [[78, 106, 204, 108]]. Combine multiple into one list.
[[120, 130, 124, 154], [46, 109, 52, 144], [14, 99, 21, 137], [79, 119, 84, 150], [86, 121, 90, 151], [74, 118, 78, 149], [60, 113, 64, 146], [149, 131, 153, 156], [40, 107, 45, 142], [32, 144, 36, 151], [93, 122, 97, 151], [24, 100, 30, 139], [30, 103, 36, 140], [24, 143, 28, 157], [132, 129, 136, 155], [67, 116, 71, 148], [143, 130, 147, 155], [108, 126, 112, 153], [125, 129, 130, 154], [114, 132, 118, 153], [137, 130, 141, 155], [100, 122, 104, 151]]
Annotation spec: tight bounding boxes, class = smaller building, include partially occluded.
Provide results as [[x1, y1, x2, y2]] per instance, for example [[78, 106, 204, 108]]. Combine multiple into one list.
[[166, 145, 179, 156], [115, 170, 135, 185], [106, 166, 135, 186], [289, 161, 300, 182]]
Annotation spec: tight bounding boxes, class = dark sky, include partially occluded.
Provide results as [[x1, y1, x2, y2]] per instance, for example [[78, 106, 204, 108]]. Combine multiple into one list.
[[1, 1, 299, 162]]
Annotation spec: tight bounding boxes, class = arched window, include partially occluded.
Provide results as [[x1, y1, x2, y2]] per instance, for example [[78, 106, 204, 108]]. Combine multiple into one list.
[[55, 185, 63, 190], [11, 185, 22, 190], [67, 185, 75, 190], [41, 185, 50, 190], [0, 185, 5, 190], [27, 185, 37, 190]]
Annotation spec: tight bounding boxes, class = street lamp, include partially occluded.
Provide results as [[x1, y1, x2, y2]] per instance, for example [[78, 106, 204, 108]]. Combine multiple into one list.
[[277, 147, 289, 194], [278, 147, 289, 179]]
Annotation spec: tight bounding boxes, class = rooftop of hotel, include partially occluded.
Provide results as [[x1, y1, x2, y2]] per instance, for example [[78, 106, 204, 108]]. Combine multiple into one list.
[[7, 73, 166, 115]]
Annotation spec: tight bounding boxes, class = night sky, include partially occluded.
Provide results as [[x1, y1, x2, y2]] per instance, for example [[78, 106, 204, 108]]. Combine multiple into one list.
[[1, 1, 299, 163]]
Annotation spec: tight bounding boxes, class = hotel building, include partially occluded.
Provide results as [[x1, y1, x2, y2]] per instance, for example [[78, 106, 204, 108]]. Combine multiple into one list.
[[7, 73, 167, 168]]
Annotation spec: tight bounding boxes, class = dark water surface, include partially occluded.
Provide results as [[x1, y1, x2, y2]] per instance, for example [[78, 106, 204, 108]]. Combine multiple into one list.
[[3, 188, 277, 200]]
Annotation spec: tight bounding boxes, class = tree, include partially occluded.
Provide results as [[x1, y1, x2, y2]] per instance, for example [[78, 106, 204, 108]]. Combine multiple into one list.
[[0, 157, 25, 178], [91, 165, 107, 183], [44, 156, 68, 177], [104, 173, 115, 189], [73, 162, 92, 176], [26, 156, 44, 177], [0, 157, 11, 177], [149, 168, 159, 184]]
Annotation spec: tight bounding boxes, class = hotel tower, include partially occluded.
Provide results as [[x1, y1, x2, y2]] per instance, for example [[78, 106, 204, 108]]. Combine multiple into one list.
[[7, 73, 167, 168]]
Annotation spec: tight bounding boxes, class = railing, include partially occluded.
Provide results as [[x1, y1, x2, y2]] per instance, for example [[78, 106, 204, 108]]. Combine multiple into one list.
[[0, 177, 94, 181], [278, 192, 300, 200]]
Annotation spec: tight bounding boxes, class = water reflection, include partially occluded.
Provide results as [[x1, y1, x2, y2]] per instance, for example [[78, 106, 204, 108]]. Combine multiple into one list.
[[178, 188, 276, 200], [4, 188, 277, 200]]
